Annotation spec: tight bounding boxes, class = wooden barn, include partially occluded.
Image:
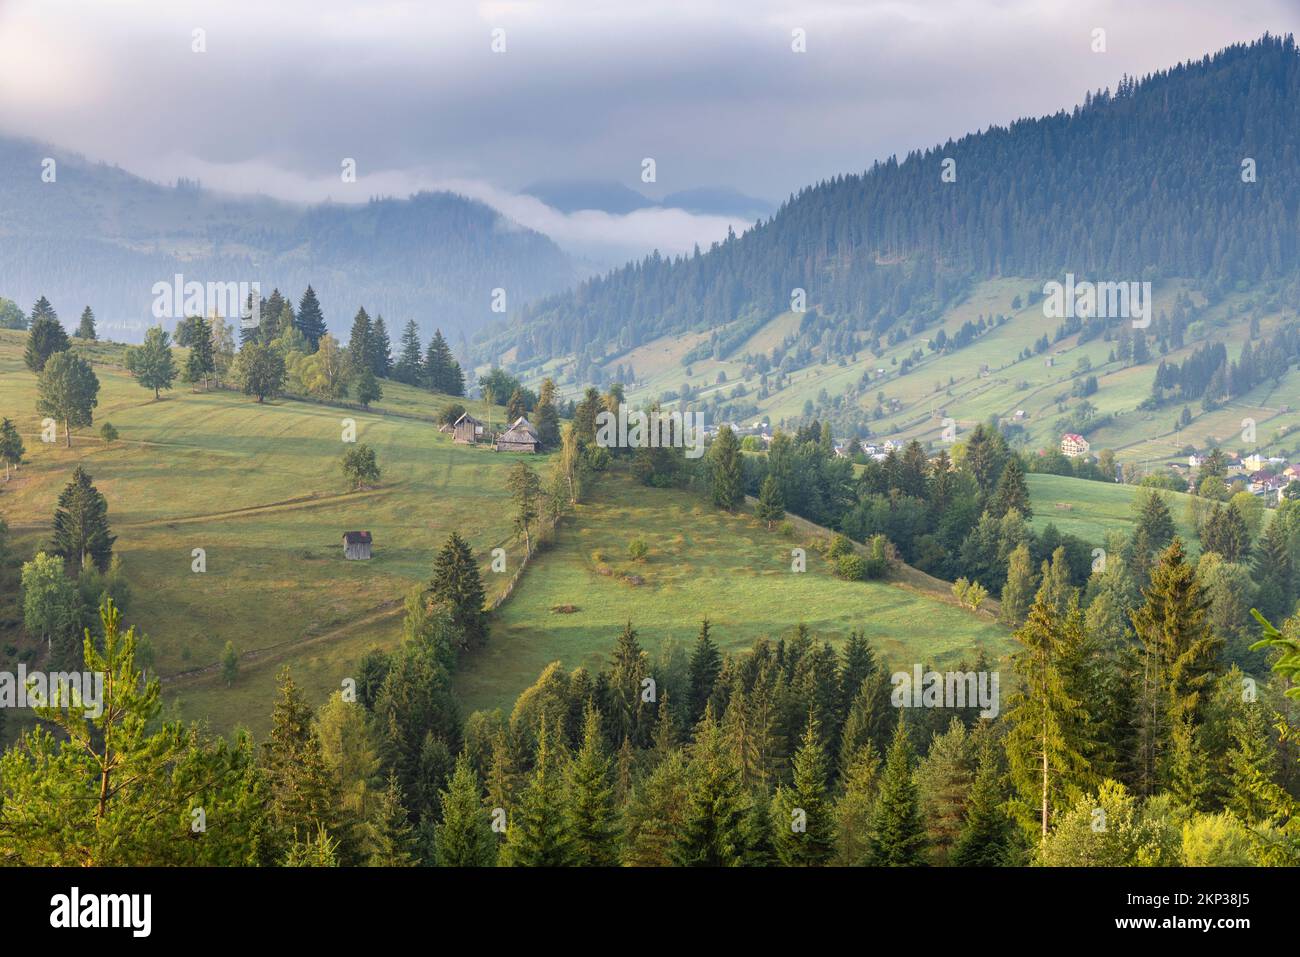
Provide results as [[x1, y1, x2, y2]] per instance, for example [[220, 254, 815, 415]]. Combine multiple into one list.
[[496, 416, 540, 453], [452, 412, 486, 444], [342, 531, 373, 560]]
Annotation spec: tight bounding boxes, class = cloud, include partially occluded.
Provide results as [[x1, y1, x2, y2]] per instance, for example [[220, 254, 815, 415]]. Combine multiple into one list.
[[0, 0, 1293, 261]]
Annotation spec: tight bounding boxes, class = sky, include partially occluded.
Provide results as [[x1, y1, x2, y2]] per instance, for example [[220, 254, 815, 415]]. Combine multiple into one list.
[[0, 0, 1294, 258]]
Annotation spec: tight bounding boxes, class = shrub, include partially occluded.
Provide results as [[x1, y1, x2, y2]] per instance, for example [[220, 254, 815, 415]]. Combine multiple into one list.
[[627, 538, 648, 562], [835, 553, 867, 581], [99, 422, 118, 443]]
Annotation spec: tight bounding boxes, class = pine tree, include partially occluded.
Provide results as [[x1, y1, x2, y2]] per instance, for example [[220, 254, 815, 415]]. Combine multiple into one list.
[[435, 754, 497, 866], [50, 465, 115, 576], [1133, 489, 1176, 554], [183, 315, 215, 389], [772, 712, 835, 865], [708, 425, 743, 510], [24, 297, 68, 372], [990, 455, 1032, 519], [1202, 501, 1250, 562], [75, 307, 96, 340], [622, 751, 689, 866], [534, 378, 561, 449], [687, 618, 722, 726], [671, 705, 750, 866], [564, 705, 621, 865], [393, 320, 424, 385], [295, 285, 327, 351], [501, 716, 576, 866], [866, 717, 927, 865], [429, 531, 486, 649]]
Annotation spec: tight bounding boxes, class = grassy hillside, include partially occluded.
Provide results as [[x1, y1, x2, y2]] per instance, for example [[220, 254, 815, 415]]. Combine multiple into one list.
[[0, 329, 534, 735], [513, 277, 1300, 473], [457, 472, 1012, 715], [1025, 473, 1201, 548]]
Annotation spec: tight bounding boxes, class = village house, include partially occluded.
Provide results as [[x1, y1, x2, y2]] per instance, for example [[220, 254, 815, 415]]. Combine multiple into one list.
[[342, 531, 372, 560], [452, 412, 486, 445], [496, 416, 540, 453], [1061, 433, 1090, 458]]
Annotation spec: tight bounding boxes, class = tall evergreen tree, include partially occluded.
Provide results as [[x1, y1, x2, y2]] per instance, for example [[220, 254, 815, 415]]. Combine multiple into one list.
[[371, 315, 392, 377], [295, 285, 327, 351], [756, 474, 785, 529], [50, 465, 115, 576], [429, 532, 487, 649], [425, 329, 455, 393], [75, 306, 96, 340], [346, 307, 374, 378], [564, 705, 621, 866], [184, 315, 215, 389], [866, 717, 927, 866], [24, 297, 69, 372], [263, 667, 341, 848], [501, 716, 576, 866], [393, 320, 424, 385], [772, 712, 836, 865], [687, 618, 722, 726], [708, 425, 743, 510], [990, 455, 1032, 520], [672, 705, 750, 866], [999, 541, 1036, 626], [435, 754, 497, 866], [950, 733, 1013, 866]]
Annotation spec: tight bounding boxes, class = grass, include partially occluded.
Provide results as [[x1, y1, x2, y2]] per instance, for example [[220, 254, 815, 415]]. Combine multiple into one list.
[[1026, 472, 1200, 548], [456, 471, 1012, 716], [0, 329, 538, 736]]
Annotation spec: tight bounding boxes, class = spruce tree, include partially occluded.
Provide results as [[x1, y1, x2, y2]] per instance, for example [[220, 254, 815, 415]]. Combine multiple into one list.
[[990, 455, 1032, 519], [50, 466, 115, 576], [1253, 518, 1294, 625], [671, 705, 750, 866], [564, 705, 621, 866], [708, 425, 743, 510], [393, 320, 424, 385], [1224, 701, 1280, 826], [833, 744, 879, 865], [429, 531, 487, 649], [950, 734, 1013, 866], [866, 717, 927, 865], [424, 329, 454, 393], [347, 307, 374, 379], [295, 285, 327, 351], [756, 474, 785, 529], [772, 712, 835, 865], [75, 306, 96, 340], [608, 621, 650, 746], [435, 754, 497, 866], [360, 772, 416, 866], [687, 618, 722, 726], [371, 315, 392, 377], [501, 716, 576, 866], [24, 297, 68, 372], [263, 667, 341, 847], [183, 316, 215, 389], [1003, 585, 1093, 843]]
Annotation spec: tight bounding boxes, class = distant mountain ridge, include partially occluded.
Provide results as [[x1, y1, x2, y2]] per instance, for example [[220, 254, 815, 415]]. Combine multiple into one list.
[[490, 34, 1300, 366], [0, 135, 577, 344]]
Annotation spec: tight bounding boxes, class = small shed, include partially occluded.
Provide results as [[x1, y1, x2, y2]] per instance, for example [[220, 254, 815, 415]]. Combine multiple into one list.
[[343, 531, 373, 560], [452, 413, 486, 444], [496, 416, 540, 453]]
